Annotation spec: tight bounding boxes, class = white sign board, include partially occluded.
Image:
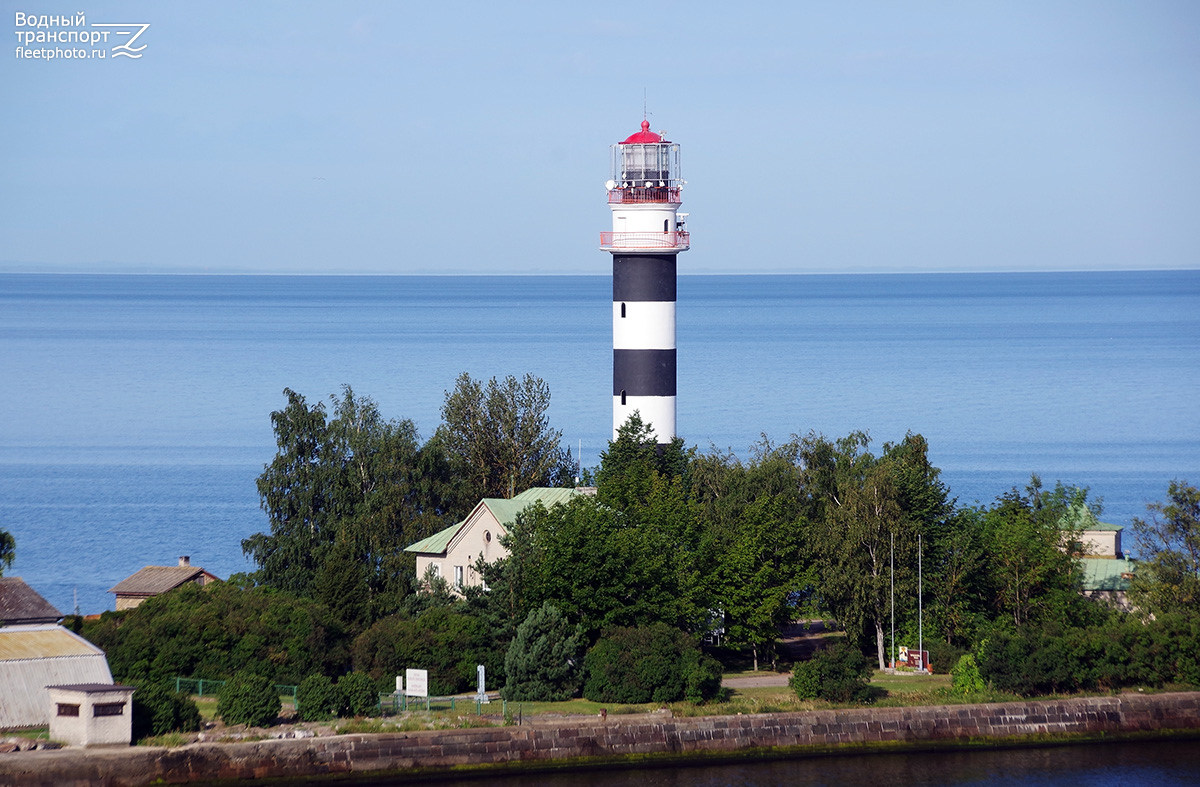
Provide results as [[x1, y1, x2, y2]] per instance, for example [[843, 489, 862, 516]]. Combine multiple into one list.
[[405, 668, 429, 698]]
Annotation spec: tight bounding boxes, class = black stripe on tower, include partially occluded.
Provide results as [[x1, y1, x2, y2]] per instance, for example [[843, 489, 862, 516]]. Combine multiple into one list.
[[613, 255, 677, 301], [613, 349, 677, 396]]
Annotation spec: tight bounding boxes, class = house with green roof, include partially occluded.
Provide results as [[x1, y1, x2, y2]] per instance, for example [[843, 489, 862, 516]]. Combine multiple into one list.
[[1060, 502, 1136, 610], [404, 487, 586, 593]]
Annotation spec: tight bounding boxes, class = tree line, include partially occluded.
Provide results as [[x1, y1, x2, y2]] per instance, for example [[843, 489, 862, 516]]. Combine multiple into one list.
[[75, 373, 1200, 721]]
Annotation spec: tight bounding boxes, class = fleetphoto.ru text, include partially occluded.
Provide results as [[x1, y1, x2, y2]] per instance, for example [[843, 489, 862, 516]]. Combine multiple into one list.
[[14, 11, 149, 60]]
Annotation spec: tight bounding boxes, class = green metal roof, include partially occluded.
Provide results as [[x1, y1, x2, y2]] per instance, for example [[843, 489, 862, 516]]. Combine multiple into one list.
[[1079, 557, 1137, 592], [1060, 502, 1123, 532], [404, 487, 580, 555]]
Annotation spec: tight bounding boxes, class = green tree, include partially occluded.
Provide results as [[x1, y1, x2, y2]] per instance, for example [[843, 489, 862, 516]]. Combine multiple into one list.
[[295, 674, 339, 722], [1129, 481, 1200, 617], [217, 671, 281, 728], [80, 582, 349, 686], [802, 432, 939, 669], [336, 671, 378, 717], [977, 478, 1087, 627], [243, 386, 457, 621], [351, 606, 501, 696], [130, 682, 201, 740], [437, 372, 575, 500], [788, 641, 873, 703], [595, 412, 690, 513], [582, 623, 721, 704], [0, 529, 13, 575], [502, 602, 584, 701]]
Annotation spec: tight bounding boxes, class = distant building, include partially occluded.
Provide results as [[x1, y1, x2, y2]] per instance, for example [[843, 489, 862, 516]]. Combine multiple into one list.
[[1060, 504, 1136, 610], [0, 578, 116, 730], [404, 487, 588, 593], [108, 556, 219, 611]]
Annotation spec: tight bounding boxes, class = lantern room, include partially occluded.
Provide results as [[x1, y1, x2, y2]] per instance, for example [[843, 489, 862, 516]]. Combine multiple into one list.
[[608, 120, 682, 202]]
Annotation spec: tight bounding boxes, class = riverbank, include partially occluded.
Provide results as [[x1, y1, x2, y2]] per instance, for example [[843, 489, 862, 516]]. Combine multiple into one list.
[[1, 692, 1197, 786]]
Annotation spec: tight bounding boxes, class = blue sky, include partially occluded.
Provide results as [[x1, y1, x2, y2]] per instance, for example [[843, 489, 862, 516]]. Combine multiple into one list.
[[4, 1, 1198, 274]]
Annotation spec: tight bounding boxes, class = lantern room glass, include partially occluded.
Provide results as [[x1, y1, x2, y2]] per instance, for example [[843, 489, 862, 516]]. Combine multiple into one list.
[[611, 143, 681, 187]]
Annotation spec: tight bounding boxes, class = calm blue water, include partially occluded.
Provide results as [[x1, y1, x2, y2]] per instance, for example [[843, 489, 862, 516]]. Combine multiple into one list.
[[1, 271, 1197, 614], [428, 740, 1200, 786]]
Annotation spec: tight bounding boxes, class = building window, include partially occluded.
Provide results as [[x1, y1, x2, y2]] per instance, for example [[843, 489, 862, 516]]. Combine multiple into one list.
[[664, 219, 669, 232], [93, 703, 125, 717], [454, 565, 464, 588], [621, 390, 626, 405], [430, 563, 441, 578], [57, 704, 80, 717], [484, 530, 491, 543], [621, 302, 626, 318]]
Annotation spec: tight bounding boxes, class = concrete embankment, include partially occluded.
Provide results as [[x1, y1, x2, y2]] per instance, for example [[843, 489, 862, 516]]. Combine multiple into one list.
[[1, 692, 1198, 786]]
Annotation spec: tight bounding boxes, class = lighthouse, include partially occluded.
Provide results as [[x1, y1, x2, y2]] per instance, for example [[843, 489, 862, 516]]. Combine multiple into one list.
[[602, 119, 689, 444]]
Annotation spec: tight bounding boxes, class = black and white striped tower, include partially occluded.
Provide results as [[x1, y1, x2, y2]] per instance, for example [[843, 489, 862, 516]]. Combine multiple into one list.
[[601, 120, 689, 444]]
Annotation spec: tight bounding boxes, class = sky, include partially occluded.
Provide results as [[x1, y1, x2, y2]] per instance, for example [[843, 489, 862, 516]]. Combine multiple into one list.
[[3, 1, 1199, 275]]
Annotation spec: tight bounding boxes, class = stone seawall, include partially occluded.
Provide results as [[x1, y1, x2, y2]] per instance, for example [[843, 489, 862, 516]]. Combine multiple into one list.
[[2, 692, 1198, 786]]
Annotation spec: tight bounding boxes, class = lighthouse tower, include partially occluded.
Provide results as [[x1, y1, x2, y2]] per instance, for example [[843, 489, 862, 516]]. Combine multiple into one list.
[[602, 120, 689, 444]]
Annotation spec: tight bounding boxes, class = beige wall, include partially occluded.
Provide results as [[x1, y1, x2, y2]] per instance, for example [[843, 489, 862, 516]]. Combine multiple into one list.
[[48, 686, 134, 747], [415, 505, 510, 595], [1079, 529, 1121, 557]]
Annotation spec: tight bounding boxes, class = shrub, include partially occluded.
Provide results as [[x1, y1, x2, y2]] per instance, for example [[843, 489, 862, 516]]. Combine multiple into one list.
[[131, 682, 201, 740], [502, 602, 583, 701], [927, 640, 966, 675], [352, 606, 500, 696], [337, 671, 378, 717], [295, 674, 339, 722], [81, 583, 349, 686], [788, 641, 872, 703], [950, 654, 985, 695], [582, 623, 721, 704], [217, 671, 280, 727]]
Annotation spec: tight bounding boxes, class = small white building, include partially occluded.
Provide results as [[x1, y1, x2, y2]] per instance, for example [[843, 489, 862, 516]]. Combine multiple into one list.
[[47, 684, 135, 747], [404, 487, 586, 593]]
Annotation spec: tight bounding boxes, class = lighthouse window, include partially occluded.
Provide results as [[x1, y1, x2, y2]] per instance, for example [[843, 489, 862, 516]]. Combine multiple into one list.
[[620, 302, 626, 318], [621, 390, 626, 405], [664, 219, 669, 232]]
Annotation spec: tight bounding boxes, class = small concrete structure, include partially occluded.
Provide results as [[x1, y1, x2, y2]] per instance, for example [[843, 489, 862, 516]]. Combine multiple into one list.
[[47, 684, 135, 747]]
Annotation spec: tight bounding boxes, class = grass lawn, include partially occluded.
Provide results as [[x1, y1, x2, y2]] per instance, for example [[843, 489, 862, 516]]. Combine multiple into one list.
[[871, 670, 952, 694]]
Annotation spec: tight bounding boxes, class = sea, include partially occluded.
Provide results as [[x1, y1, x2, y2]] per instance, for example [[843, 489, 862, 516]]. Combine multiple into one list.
[[1, 271, 1197, 615]]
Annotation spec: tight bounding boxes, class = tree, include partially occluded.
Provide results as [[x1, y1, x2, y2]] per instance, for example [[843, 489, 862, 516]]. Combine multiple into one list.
[[595, 412, 690, 513], [336, 671, 378, 717], [582, 624, 721, 704], [81, 582, 349, 686], [788, 641, 873, 704], [296, 674, 339, 722], [130, 682, 201, 740], [502, 602, 584, 701], [217, 671, 281, 728], [1130, 481, 1200, 617], [802, 432, 934, 670], [0, 529, 13, 575], [437, 372, 575, 500], [244, 386, 458, 620], [977, 478, 1088, 627]]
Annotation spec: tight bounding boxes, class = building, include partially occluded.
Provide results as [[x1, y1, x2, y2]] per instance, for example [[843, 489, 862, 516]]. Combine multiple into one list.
[[108, 556, 219, 611], [47, 683, 136, 747], [404, 487, 585, 593], [602, 119, 689, 445], [1061, 504, 1136, 610], [0, 578, 116, 730]]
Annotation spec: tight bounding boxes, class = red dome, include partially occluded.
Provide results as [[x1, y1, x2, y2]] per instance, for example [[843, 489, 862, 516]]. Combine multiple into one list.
[[621, 119, 663, 144]]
